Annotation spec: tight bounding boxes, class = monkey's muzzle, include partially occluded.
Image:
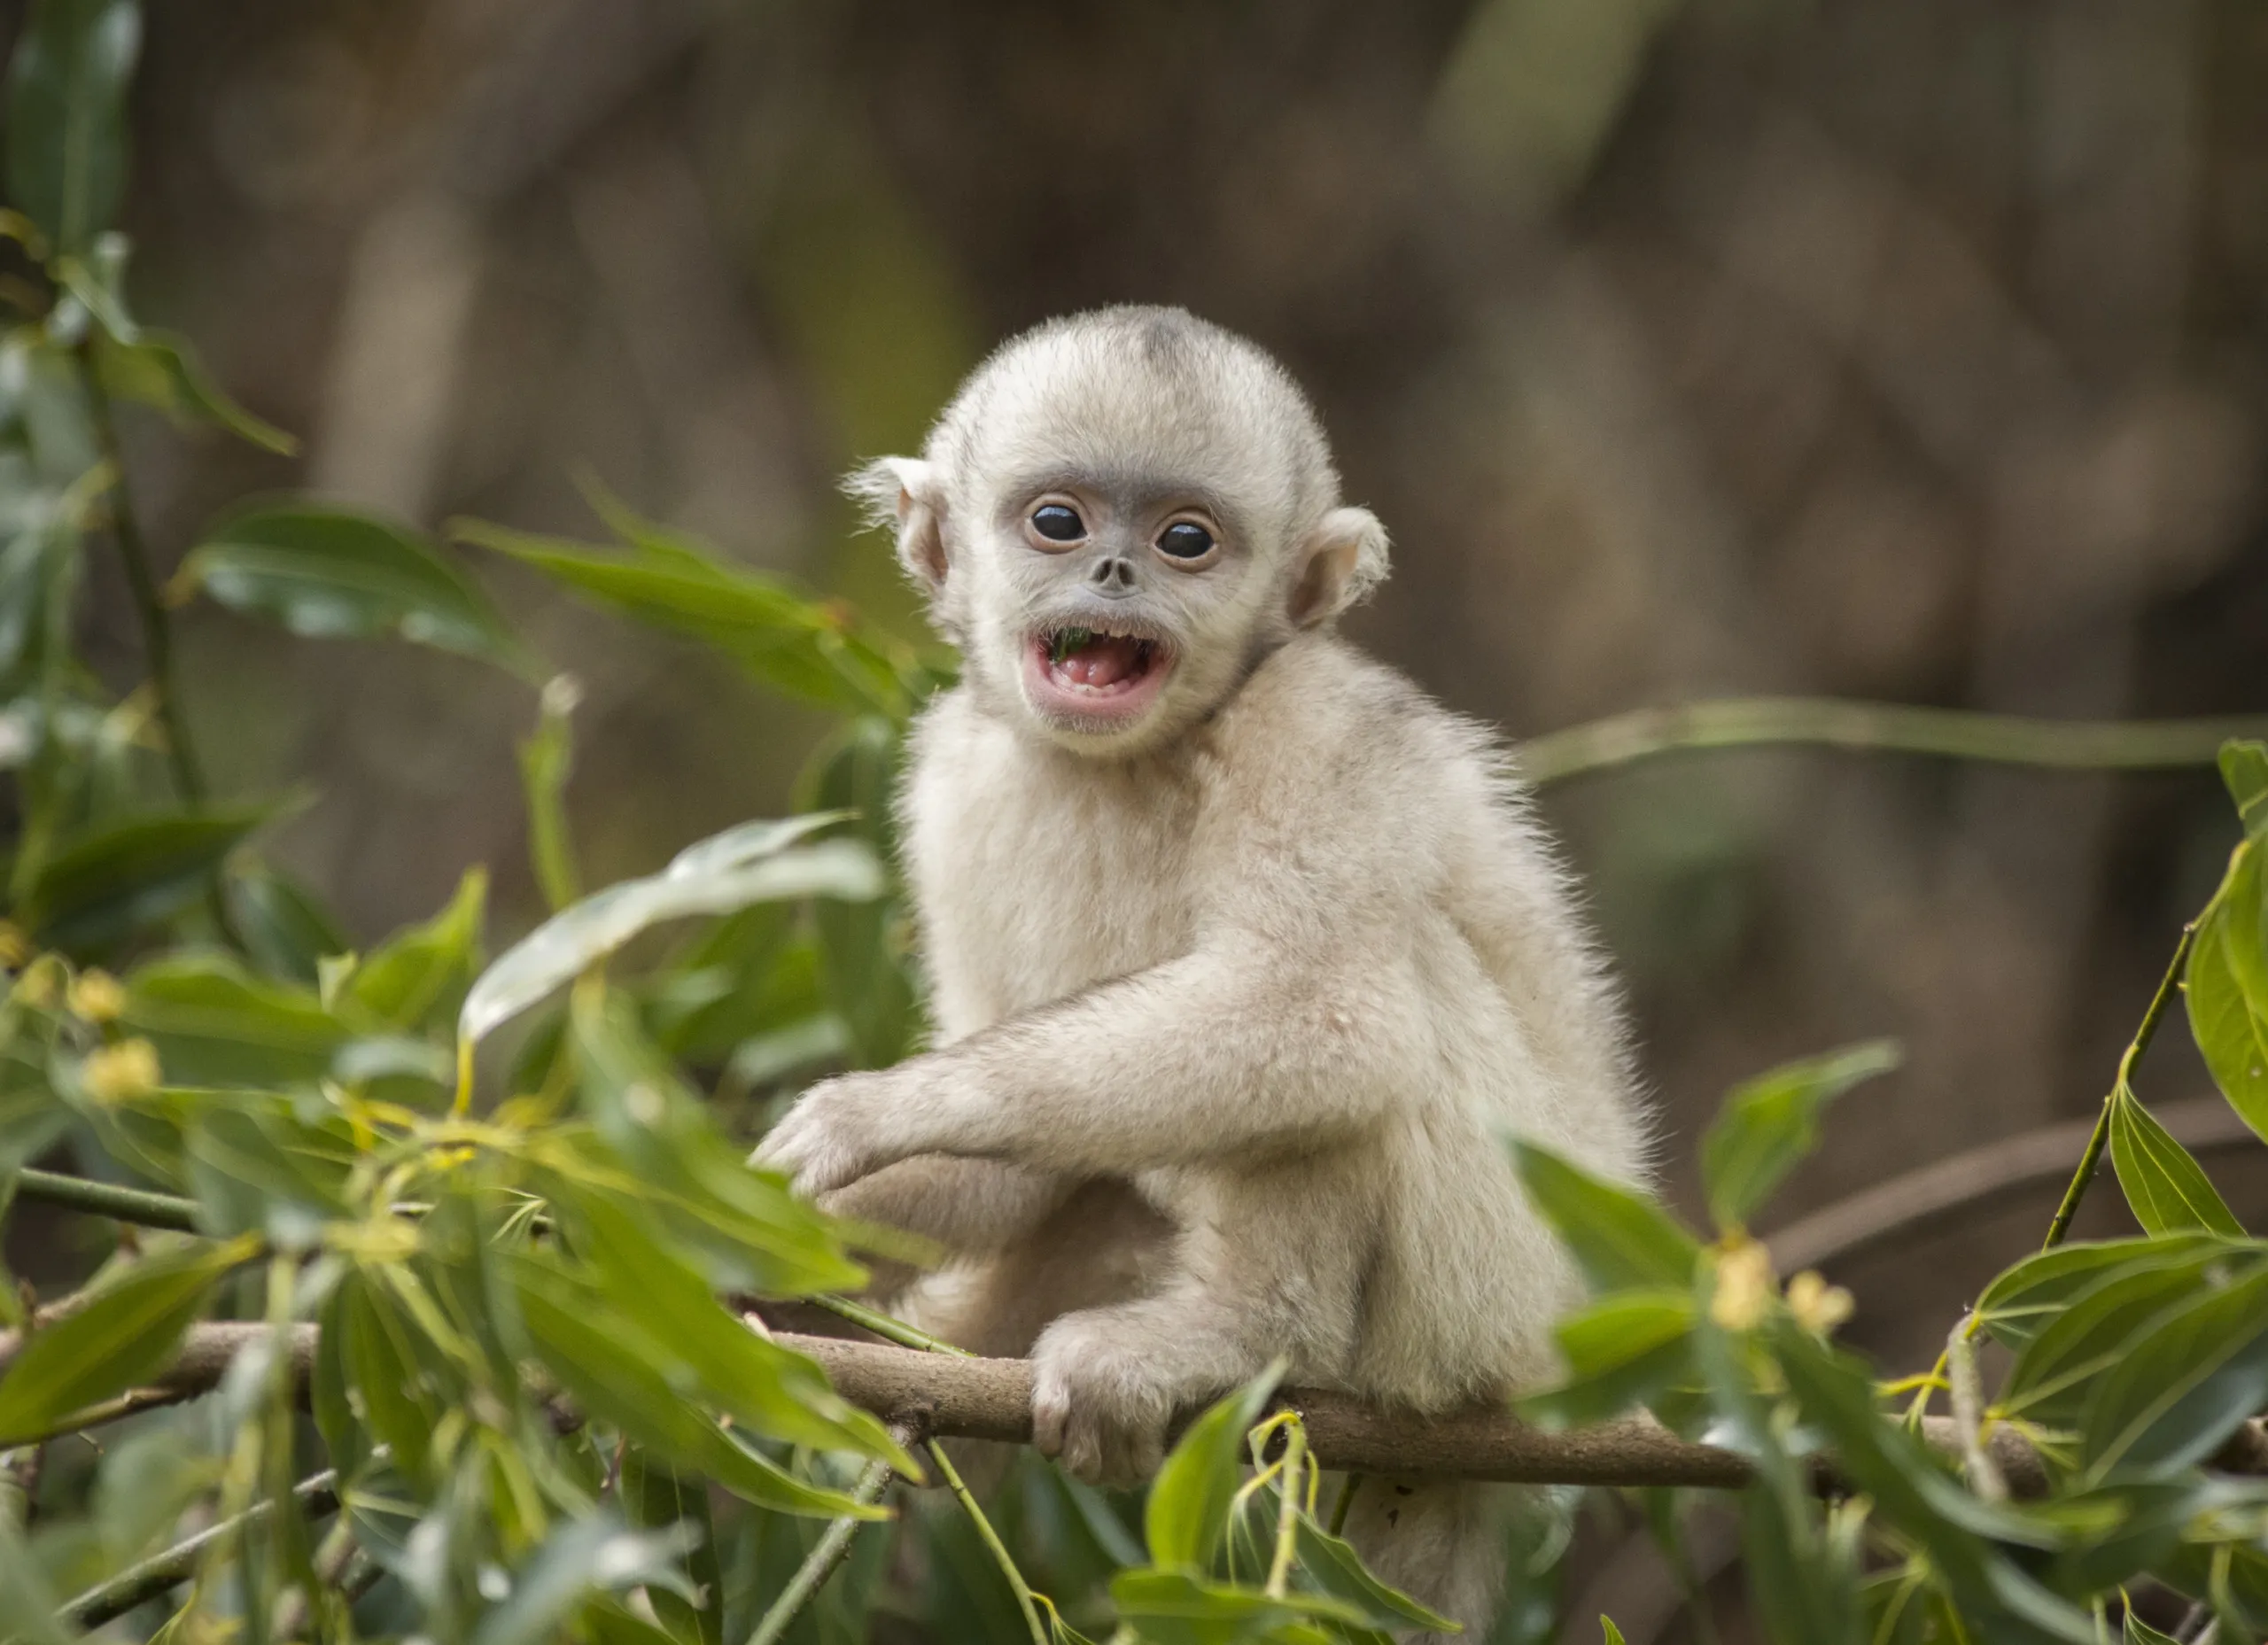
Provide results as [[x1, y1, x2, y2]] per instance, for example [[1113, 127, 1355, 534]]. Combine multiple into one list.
[[1025, 625, 1173, 726]]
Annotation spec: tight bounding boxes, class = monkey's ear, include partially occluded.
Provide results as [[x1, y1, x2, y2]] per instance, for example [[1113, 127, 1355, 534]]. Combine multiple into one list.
[[843, 457, 949, 592], [1287, 506, 1390, 628]]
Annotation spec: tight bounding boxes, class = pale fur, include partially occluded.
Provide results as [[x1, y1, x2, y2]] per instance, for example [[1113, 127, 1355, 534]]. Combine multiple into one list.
[[761, 306, 1646, 1637]]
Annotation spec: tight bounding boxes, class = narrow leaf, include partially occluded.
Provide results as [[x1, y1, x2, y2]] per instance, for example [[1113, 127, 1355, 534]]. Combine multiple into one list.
[[2082, 1262, 2268, 1481], [180, 503, 529, 669], [2108, 1087, 2244, 1238], [0, 1239, 244, 1441], [93, 329, 295, 454], [19, 803, 272, 953], [2187, 849, 2268, 1139], [1700, 1041, 1900, 1231], [4, 0, 139, 253], [1510, 1141, 1701, 1294], [1144, 1362, 1284, 1572], [460, 825, 879, 1044], [2222, 740, 2268, 840]]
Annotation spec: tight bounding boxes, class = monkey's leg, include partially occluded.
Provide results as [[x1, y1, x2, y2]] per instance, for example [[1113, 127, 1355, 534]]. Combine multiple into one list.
[[820, 1156, 1076, 1297], [1028, 1157, 1370, 1486]]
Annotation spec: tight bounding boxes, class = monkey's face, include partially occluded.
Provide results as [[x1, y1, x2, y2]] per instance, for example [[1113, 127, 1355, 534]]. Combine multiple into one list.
[[862, 308, 1386, 755], [959, 469, 1273, 752]]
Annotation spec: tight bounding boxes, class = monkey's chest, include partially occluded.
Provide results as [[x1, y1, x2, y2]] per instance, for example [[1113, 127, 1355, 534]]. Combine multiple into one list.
[[907, 767, 1201, 1034]]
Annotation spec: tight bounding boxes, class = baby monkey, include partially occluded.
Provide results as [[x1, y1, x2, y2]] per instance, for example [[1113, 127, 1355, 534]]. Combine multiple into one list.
[[759, 306, 1646, 1634]]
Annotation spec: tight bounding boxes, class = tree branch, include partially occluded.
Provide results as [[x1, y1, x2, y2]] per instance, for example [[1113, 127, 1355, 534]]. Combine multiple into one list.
[[1518, 697, 2268, 788], [15, 1320, 2251, 1499]]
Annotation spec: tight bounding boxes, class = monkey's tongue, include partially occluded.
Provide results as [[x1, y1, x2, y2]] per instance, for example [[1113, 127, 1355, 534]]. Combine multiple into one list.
[[1053, 633, 1149, 689]]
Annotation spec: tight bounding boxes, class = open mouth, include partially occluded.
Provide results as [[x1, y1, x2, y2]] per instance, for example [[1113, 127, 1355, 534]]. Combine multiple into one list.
[[1023, 624, 1174, 726]]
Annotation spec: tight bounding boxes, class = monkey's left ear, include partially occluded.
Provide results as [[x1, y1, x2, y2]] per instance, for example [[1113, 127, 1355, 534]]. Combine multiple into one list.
[[843, 457, 949, 593], [1287, 507, 1390, 628]]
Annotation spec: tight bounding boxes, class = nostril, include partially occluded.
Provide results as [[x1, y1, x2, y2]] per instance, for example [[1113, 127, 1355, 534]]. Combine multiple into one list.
[[1089, 556, 1137, 592]]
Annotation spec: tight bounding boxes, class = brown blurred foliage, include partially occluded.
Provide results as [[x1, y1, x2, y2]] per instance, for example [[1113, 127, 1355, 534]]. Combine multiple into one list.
[[19, 0, 2268, 1421]]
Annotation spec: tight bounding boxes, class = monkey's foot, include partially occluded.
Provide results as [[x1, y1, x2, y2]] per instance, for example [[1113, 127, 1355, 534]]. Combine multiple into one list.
[[1029, 1310, 1180, 1486]]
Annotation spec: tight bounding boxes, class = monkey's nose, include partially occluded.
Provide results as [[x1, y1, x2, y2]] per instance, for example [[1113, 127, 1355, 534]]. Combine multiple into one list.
[[1087, 555, 1138, 594]]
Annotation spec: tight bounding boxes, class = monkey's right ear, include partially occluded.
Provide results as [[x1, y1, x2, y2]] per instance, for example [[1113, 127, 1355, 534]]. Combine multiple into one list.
[[843, 457, 948, 593]]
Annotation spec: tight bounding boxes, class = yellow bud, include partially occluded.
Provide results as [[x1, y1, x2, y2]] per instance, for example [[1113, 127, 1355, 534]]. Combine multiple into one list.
[[67, 968, 126, 1023], [83, 1037, 161, 1104], [1709, 1238, 1777, 1332], [1787, 1269, 1854, 1337], [11, 955, 60, 1010], [0, 922, 28, 968]]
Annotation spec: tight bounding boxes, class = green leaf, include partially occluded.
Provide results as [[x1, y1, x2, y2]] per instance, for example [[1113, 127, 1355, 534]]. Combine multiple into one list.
[[2124, 1613, 2179, 1645], [91, 329, 295, 454], [1107, 1568, 1364, 1645], [559, 1189, 914, 1468], [183, 1100, 353, 1246], [565, 991, 867, 1298], [344, 865, 485, 1034], [805, 717, 920, 1068], [1517, 1288, 1696, 1430], [2108, 1087, 2244, 1237], [460, 818, 880, 1044], [2081, 1261, 2268, 1481], [520, 677, 581, 911], [4, 0, 140, 254], [620, 1447, 725, 1645], [179, 503, 528, 669], [469, 1513, 702, 1645], [223, 858, 348, 987], [504, 1251, 881, 1520], [1601, 1621, 1628, 1645], [0, 1509, 71, 1645], [1767, 1323, 2091, 1643], [1290, 1513, 1459, 1632], [1509, 1141, 1701, 1294], [0, 1239, 243, 1442], [1699, 1041, 1900, 1231], [2187, 849, 2268, 1140], [2003, 1247, 2267, 1427], [2222, 740, 2268, 840], [1976, 1233, 2244, 1353], [456, 516, 914, 717], [1146, 1363, 1285, 1572], [122, 951, 352, 1089], [18, 803, 272, 953]]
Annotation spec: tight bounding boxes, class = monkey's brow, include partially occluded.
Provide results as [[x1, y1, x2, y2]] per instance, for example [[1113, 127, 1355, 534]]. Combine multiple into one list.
[[1004, 465, 1246, 529]]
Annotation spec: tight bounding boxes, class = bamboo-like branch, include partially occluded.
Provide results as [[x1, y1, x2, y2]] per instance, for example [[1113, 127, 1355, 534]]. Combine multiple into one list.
[[14, 1168, 201, 1232], [745, 1416, 926, 1645], [80, 354, 205, 802], [59, 1468, 338, 1628], [2041, 922, 2200, 1250], [1517, 698, 2267, 788]]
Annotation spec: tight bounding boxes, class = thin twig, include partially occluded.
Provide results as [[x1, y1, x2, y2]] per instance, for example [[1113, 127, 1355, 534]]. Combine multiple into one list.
[[926, 1437, 1048, 1645], [2040, 923, 2198, 1250], [745, 1416, 924, 1645], [59, 1468, 338, 1628], [811, 1293, 974, 1356], [1518, 698, 2266, 789], [79, 353, 203, 802], [14, 1168, 200, 1232]]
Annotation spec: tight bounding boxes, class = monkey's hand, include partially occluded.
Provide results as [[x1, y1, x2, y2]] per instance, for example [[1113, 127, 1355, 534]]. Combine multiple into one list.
[[754, 1068, 921, 1198]]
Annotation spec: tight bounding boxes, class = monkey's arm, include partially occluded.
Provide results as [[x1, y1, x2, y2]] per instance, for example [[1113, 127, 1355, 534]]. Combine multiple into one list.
[[758, 939, 1423, 1194]]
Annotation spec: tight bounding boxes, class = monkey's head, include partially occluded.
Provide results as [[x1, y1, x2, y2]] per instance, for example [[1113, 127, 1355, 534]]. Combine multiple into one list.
[[847, 306, 1388, 756]]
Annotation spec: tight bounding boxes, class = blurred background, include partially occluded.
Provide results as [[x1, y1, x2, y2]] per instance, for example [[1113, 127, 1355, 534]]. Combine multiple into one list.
[[25, 0, 2268, 1630]]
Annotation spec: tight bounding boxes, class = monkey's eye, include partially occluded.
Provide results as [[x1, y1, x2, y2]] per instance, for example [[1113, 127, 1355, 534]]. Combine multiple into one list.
[[1156, 521, 1216, 562], [1030, 504, 1085, 543]]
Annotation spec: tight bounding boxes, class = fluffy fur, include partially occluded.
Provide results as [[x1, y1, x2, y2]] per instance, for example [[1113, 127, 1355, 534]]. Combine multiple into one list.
[[760, 306, 1646, 1636]]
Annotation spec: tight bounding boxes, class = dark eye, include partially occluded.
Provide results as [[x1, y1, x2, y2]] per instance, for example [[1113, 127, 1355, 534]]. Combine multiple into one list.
[[1030, 504, 1084, 542], [1156, 521, 1216, 561]]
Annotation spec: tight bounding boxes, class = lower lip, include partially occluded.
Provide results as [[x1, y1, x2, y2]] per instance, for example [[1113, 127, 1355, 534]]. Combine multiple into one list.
[[1021, 636, 1174, 726]]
